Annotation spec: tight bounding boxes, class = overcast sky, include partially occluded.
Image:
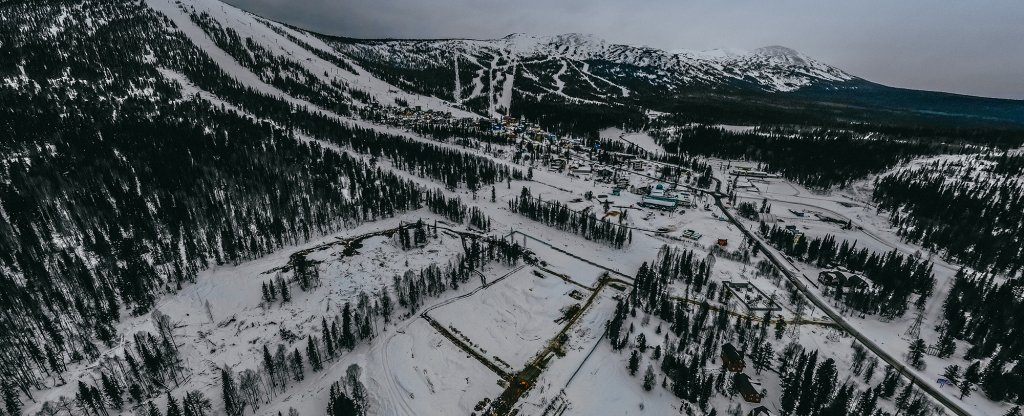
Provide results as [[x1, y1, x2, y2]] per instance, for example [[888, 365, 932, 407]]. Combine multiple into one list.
[[225, 0, 1024, 99]]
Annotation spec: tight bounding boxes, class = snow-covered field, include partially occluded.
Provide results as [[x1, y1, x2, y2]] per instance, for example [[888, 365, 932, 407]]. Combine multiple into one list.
[[430, 267, 584, 371], [600, 127, 666, 155], [359, 319, 503, 416]]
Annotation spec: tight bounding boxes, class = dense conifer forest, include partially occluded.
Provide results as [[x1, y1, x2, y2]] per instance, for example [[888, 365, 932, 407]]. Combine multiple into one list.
[[509, 187, 632, 247], [0, 0, 518, 400], [872, 154, 1024, 274], [935, 270, 1024, 404], [760, 226, 936, 319], [653, 125, 958, 189]]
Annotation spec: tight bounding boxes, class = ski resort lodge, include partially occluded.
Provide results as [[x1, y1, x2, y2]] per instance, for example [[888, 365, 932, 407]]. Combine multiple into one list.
[[640, 183, 679, 210]]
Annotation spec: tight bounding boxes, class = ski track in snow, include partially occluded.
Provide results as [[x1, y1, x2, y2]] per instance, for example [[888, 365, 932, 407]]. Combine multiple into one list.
[[552, 60, 567, 94], [148, 0, 531, 178]]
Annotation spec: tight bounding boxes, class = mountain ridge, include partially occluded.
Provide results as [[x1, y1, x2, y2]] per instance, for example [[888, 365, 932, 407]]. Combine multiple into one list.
[[323, 29, 1024, 130]]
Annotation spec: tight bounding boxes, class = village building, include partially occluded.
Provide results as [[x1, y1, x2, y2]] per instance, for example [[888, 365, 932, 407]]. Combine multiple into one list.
[[571, 164, 593, 175], [723, 282, 781, 312], [734, 373, 762, 403], [640, 183, 678, 210], [721, 343, 745, 372], [818, 270, 870, 290]]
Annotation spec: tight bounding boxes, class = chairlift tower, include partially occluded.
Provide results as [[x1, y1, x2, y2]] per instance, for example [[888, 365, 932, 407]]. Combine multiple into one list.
[[904, 310, 924, 339]]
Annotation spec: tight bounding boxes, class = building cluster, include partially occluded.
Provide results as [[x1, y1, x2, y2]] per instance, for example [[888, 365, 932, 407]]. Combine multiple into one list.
[[358, 103, 474, 130], [488, 116, 563, 144], [729, 166, 780, 179], [817, 269, 871, 290], [721, 343, 765, 405], [638, 182, 694, 210]]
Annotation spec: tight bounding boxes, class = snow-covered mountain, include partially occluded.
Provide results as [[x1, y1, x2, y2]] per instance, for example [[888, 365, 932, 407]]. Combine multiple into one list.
[[331, 32, 857, 116], [327, 32, 1024, 128]]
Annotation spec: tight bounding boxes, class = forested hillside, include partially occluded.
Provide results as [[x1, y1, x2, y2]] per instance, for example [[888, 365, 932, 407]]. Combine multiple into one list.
[[872, 153, 1024, 274], [0, 0, 515, 400], [653, 125, 965, 189]]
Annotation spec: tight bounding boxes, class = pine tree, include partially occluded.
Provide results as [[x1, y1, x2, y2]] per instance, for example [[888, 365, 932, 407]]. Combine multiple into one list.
[[907, 339, 926, 369], [936, 328, 957, 358], [853, 387, 877, 416], [812, 358, 838, 412], [322, 318, 336, 359], [781, 353, 806, 415], [129, 383, 145, 405], [775, 319, 787, 340], [183, 390, 212, 416], [221, 366, 241, 416], [165, 392, 182, 416], [981, 357, 1007, 401], [327, 385, 361, 416], [942, 365, 961, 387], [279, 277, 291, 303], [643, 365, 656, 391], [100, 372, 124, 409], [2, 382, 21, 416], [147, 401, 163, 416], [961, 361, 982, 399], [342, 303, 356, 350], [796, 351, 819, 416], [307, 337, 322, 372], [290, 349, 305, 381], [262, 282, 272, 304], [628, 350, 641, 376], [894, 383, 914, 416]]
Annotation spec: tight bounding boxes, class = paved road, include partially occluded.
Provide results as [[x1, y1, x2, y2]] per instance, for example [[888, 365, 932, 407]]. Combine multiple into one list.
[[706, 177, 970, 416]]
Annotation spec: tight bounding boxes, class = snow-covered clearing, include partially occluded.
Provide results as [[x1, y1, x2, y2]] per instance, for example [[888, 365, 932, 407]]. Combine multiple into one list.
[[600, 127, 665, 155], [430, 267, 584, 371]]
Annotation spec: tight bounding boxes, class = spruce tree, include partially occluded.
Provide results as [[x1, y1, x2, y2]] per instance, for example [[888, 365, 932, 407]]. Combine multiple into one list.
[[942, 365, 961, 387], [907, 339, 926, 369], [165, 392, 181, 416], [643, 365, 656, 391], [101, 372, 123, 409], [628, 350, 641, 376], [147, 401, 163, 416], [263, 345, 277, 390], [2, 382, 21, 416], [291, 350, 305, 381], [307, 337, 322, 372], [221, 367, 241, 416], [961, 361, 981, 399], [183, 390, 212, 416]]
